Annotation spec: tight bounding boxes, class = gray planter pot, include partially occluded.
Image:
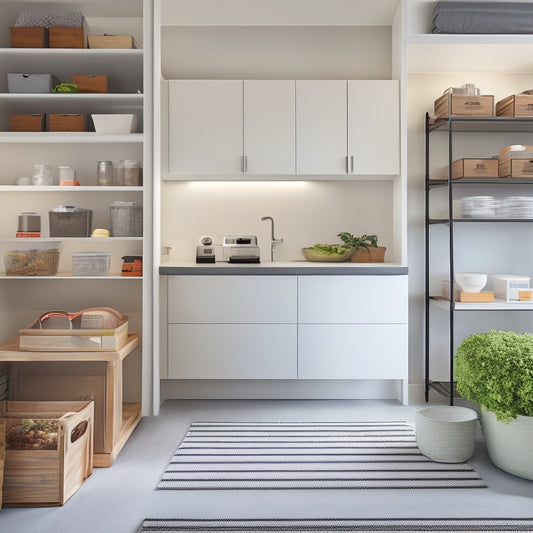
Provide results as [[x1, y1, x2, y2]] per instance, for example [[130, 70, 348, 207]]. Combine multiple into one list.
[[481, 410, 533, 480]]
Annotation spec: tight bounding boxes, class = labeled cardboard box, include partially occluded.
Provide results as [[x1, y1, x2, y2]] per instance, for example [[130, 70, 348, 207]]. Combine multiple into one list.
[[451, 158, 499, 178], [10, 27, 48, 48], [10, 113, 45, 132], [434, 93, 494, 118], [48, 113, 85, 132], [496, 94, 533, 117]]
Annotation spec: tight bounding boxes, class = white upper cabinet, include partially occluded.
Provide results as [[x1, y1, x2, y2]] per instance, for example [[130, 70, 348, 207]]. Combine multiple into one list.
[[168, 79, 243, 174], [348, 80, 399, 175], [296, 79, 400, 176], [243, 80, 295, 174], [296, 80, 347, 175]]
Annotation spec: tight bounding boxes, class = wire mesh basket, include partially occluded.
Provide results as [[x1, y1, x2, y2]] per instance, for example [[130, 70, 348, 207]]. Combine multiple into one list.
[[109, 201, 142, 237], [72, 251, 111, 276]]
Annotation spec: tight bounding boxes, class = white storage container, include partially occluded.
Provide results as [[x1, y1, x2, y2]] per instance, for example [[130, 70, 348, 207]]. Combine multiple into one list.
[[91, 114, 137, 134], [493, 275, 530, 301], [8, 73, 59, 93]]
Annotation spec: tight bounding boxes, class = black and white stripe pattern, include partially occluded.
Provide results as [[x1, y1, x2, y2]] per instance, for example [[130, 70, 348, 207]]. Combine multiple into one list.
[[157, 422, 487, 490], [139, 517, 533, 532]]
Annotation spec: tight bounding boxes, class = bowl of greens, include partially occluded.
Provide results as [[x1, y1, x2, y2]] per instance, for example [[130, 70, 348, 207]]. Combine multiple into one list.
[[302, 244, 353, 262]]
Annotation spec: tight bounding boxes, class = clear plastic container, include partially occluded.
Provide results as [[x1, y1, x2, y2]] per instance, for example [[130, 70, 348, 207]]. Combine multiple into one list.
[[97, 161, 114, 186], [117, 159, 140, 186]]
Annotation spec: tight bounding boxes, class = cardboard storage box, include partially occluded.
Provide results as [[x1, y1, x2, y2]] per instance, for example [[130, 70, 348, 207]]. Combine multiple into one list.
[[496, 94, 533, 117], [49, 27, 85, 48], [87, 35, 133, 49], [10, 27, 48, 48], [8, 73, 59, 94], [1, 400, 93, 506], [72, 74, 109, 93], [451, 158, 499, 178], [493, 275, 530, 301], [499, 145, 533, 162], [499, 159, 533, 178], [10, 113, 45, 132], [48, 113, 85, 132], [434, 94, 494, 118]]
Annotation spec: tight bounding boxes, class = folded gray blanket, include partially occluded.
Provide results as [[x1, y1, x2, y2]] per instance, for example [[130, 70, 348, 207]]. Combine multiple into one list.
[[433, 1, 533, 34]]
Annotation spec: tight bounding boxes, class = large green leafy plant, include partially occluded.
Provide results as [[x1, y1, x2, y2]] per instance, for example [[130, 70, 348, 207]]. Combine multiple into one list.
[[455, 330, 533, 422]]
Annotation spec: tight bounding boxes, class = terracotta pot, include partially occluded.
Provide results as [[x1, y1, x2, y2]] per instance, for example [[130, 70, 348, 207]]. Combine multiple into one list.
[[351, 246, 386, 263]]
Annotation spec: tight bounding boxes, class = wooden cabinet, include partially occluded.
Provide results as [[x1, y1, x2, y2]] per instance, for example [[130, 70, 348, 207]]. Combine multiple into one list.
[[296, 80, 400, 175]]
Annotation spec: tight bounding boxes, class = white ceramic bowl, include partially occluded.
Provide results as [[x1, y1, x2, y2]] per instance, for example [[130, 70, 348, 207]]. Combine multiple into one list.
[[454, 272, 487, 293]]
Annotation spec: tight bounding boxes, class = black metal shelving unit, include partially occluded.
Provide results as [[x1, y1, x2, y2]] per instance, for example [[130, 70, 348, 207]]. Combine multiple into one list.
[[424, 113, 533, 404]]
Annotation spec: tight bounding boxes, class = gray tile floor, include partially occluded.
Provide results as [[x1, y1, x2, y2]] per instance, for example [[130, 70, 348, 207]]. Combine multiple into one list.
[[1, 399, 532, 533]]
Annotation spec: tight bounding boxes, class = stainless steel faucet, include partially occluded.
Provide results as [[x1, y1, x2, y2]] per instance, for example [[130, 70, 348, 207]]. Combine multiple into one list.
[[261, 216, 283, 261]]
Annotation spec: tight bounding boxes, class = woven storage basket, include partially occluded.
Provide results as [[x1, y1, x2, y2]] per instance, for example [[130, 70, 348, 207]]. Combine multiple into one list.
[[110, 202, 142, 237], [72, 252, 111, 276]]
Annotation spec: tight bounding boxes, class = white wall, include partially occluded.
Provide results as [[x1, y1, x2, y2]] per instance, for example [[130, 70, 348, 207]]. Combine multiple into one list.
[[161, 180, 394, 262]]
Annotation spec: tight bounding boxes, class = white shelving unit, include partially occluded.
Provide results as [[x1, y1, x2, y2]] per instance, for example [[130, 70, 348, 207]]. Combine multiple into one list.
[[0, 0, 154, 416]]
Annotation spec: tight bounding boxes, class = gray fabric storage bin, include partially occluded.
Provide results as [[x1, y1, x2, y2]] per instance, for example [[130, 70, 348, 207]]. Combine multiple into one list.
[[8, 73, 59, 93]]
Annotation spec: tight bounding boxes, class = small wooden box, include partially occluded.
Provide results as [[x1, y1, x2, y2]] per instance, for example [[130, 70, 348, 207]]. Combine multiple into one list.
[[10, 114, 45, 132], [434, 94, 494, 118], [48, 113, 85, 132], [1, 400, 93, 506], [459, 291, 494, 303], [496, 94, 533, 117], [10, 27, 48, 48], [72, 74, 109, 93], [49, 27, 85, 49], [87, 35, 133, 49], [451, 158, 499, 178], [499, 159, 533, 178]]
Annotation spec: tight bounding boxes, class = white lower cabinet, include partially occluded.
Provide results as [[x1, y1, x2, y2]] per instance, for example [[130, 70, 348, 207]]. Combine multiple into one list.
[[168, 324, 297, 379], [166, 275, 408, 398]]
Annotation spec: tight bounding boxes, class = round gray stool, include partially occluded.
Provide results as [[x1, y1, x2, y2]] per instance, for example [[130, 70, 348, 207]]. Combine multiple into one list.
[[415, 406, 478, 463]]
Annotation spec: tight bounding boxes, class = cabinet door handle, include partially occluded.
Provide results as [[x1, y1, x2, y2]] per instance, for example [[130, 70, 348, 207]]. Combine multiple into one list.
[[350, 156, 354, 173], [241, 155, 248, 173], [345, 156, 349, 173]]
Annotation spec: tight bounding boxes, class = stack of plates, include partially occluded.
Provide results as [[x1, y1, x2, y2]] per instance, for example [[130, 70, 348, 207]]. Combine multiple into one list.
[[497, 196, 533, 218], [462, 196, 496, 218]]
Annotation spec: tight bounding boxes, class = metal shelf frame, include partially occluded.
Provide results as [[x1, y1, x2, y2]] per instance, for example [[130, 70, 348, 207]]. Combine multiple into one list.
[[424, 113, 533, 404]]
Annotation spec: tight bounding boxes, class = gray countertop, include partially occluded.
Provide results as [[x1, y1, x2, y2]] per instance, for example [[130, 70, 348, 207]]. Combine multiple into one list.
[[159, 261, 408, 275]]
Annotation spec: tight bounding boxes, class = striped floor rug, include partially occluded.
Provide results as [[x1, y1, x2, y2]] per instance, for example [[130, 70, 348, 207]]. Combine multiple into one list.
[[156, 422, 487, 490], [139, 518, 533, 532]]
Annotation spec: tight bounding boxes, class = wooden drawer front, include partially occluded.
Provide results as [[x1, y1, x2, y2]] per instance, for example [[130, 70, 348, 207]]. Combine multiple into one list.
[[168, 324, 297, 379], [298, 324, 408, 380], [298, 275, 407, 324], [168, 276, 297, 324]]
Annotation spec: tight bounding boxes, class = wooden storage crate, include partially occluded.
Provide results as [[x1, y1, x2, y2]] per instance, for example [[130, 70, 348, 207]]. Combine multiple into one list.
[[10, 113, 45, 132], [48, 113, 85, 132], [1, 400, 93, 506], [87, 35, 133, 49], [19, 315, 128, 352], [49, 27, 85, 49], [499, 159, 533, 178], [10, 27, 48, 48], [434, 93, 494, 118], [496, 94, 533, 117], [452, 158, 499, 178], [72, 74, 109, 93]]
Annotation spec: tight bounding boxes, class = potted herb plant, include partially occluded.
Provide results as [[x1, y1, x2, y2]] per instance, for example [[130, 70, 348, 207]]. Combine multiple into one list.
[[337, 232, 386, 263], [454, 329, 533, 479]]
